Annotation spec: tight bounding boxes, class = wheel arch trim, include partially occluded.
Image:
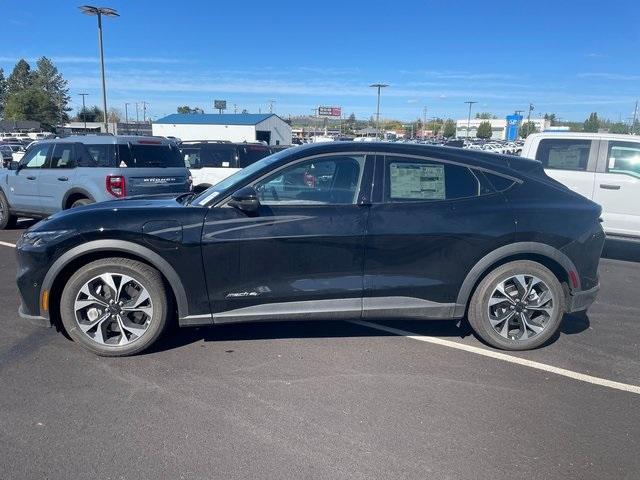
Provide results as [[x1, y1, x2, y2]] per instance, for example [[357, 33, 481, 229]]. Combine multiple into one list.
[[41, 239, 189, 319], [61, 188, 96, 210], [454, 242, 579, 316]]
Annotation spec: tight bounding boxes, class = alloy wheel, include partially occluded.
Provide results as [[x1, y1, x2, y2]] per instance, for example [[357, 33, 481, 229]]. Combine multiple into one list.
[[487, 274, 555, 341], [73, 273, 153, 346]]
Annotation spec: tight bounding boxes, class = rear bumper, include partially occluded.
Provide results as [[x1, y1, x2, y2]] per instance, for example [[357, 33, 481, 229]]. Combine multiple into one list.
[[566, 284, 599, 313], [18, 303, 51, 328]]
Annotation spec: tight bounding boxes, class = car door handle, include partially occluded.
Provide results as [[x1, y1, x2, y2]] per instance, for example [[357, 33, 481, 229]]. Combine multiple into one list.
[[26, 176, 36, 180], [57, 176, 69, 181], [600, 184, 621, 190]]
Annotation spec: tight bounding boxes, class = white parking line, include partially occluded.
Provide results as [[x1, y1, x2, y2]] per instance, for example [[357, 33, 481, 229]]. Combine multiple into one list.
[[0, 241, 16, 248], [350, 319, 640, 396]]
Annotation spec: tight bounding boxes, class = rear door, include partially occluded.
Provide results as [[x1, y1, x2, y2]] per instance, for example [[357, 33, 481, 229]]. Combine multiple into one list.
[[364, 154, 515, 318], [592, 140, 640, 237], [201, 152, 373, 321], [534, 138, 597, 200], [39, 142, 78, 214], [6, 142, 51, 213], [118, 143, 190, 196]]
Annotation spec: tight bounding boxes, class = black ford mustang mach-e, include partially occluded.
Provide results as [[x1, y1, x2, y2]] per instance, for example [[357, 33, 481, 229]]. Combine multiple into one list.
[[16, 142, 604, 356]]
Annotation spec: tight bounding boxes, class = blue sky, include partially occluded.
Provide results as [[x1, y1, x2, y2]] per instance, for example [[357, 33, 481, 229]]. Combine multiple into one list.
[[1, 0, 639, 122]]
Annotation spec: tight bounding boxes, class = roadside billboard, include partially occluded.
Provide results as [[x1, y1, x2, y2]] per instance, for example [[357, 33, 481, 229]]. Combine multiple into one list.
[[318, 106, 342, 118], [506, 114, 523, 141]]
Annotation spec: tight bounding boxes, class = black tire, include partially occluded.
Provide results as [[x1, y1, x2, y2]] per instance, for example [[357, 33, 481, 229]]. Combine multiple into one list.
[[467, 260, 565, 351], [60, 258, 169, 356], [0, 190, 17, 230], [70, 197, 93, 209]]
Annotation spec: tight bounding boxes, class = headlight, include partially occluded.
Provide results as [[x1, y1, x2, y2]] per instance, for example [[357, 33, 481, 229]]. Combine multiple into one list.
[[19, 230, 72, 248]]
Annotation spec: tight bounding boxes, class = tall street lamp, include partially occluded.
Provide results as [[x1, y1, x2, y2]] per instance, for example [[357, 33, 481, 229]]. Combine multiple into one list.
[[464, 100, 477, 138], [79, 5, 119, 134], [124, 102, 130, 134], [78, 93, 89, 130], [370, 83, 388, 139]]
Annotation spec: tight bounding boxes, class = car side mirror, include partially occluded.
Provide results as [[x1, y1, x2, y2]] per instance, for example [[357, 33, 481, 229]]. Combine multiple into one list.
[[8, 160, 19, 171], [228, 186, 260, 212]]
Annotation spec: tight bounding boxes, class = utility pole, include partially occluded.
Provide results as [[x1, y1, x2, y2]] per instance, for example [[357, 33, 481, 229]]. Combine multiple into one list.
[[78, 93, 89, 130], [633, 100, 638, 134], [233, 103, 238, 114], [124, 103, 129, 134], [423, 106, 428, 139], [464, 101, 477, 138], [141, 101, 148, 123], [268, 99, 275, 114], [135, 102, 139, 135], [370, 83, 388, 139]]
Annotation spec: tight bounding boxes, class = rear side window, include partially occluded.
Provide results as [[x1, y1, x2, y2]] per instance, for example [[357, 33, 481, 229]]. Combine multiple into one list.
[[535, 139, 591, 171], [77, 144, 116, 167], [181, 148, 201, 169], [484, 172, 516, 191], [118, 144, 184, 168], [607, 141, 640, 178], [202, 145, 236, 168], [385, 157, 492, 202], [238, 145, 271, 168]]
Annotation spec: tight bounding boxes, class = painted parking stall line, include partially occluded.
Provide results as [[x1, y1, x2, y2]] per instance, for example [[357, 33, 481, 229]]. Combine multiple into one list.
[[0, 241, 16, 248], [350, 319, 640, 396]]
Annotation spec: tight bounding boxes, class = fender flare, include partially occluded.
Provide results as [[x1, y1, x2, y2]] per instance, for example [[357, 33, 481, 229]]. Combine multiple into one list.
[[61, 188, 96, 210], [40, 239, 189, 319], [454, 241, 579, 316]]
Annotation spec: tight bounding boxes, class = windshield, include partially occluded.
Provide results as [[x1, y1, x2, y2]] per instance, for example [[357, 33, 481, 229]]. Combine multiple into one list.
[[191, 149, 289, 206]]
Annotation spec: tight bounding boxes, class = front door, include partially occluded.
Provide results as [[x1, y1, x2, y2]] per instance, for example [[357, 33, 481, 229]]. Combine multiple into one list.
[[593, 140, 640, 237], [39, 142, 78, 214], [7, 143, 51, 214], [363, 154, 516, 318], [201, 152, 373, 322]]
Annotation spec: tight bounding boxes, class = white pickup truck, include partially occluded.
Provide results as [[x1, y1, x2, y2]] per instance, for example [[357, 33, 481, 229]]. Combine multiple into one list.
[[521, 132, 640, 240]]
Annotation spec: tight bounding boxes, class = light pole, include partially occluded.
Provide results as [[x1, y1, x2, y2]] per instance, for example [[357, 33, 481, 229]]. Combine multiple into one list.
[[135, 102, 139, 135], [464, 101, 477, 138], [423, 106, 428, 139], [124, 102, 129, 134], [79, 5, 119, 134], [370, 83, 388, 139], [78, 93, 89, 131]]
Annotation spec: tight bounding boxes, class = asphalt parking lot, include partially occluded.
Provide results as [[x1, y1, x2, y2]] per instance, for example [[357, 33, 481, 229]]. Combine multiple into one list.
[[0, 223, 638, 480]]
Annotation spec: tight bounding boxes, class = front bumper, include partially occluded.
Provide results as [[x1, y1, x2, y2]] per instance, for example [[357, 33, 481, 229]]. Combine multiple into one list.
[[18, 303, 51, 327], [566, 284, 599, 313]]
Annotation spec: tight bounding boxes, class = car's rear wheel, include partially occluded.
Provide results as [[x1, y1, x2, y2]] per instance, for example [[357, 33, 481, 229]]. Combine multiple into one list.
[[70, 197, 93, 209], [467, 260, 565, 350], [0, 191, 17, 230], [60, 258, 169, 356]]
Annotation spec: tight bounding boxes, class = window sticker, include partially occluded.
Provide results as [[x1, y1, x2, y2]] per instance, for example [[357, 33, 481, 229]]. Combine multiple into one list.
[[390, 162, 445, 200]]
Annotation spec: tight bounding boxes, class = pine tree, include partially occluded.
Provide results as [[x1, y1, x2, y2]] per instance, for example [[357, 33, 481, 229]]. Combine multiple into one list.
[[0, 68, 7, 117], [6, 59, 33, 96], [476, 121, 493, 139], [443, 119, 456, 138], [33, 57, 70, 122], [583, 112, 600, 133]]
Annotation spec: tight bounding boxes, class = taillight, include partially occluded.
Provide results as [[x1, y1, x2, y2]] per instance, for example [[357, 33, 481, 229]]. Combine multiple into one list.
[[106, 175, 126, 198]]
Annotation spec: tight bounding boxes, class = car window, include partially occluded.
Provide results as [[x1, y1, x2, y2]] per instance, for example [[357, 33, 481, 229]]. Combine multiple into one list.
[[49, 144, 75, 169], [607, 141, 640, 178], [77, 144, 116, 168], [254, 154, 366, 205], [238, 145, 271, 168], [20, 143, 51, 169], [181, 148, 201, 169], [203, 145, 236, 168], [535, 139, 591, 171], [385, 157, 491, 202]]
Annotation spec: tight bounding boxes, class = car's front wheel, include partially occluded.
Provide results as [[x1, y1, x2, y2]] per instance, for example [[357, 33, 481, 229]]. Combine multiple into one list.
[[0, 190, 17, 230], [60, 258, 169, 356], [468, 260, 565, 350]]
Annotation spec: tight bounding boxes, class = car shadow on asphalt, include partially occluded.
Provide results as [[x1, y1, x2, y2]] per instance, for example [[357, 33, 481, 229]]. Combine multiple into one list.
[[147, 313, 590, 354]]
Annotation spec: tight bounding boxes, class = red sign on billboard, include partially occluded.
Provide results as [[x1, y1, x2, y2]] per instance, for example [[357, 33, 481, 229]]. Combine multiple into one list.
[[318, 106, 342, 117]]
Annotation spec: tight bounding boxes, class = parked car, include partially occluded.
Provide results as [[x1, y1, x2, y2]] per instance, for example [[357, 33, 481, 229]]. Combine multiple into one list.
[[16, 142, 604, 356], [0, 135, 191, 229], [521, 132, 640, 240], [180, 141, 273, 192], [0, 145, 13, 168]]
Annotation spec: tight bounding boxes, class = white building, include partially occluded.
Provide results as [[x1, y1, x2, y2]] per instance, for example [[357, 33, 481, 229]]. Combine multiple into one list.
[[455, 118, 551, 140], [152, 113, 292, 145]]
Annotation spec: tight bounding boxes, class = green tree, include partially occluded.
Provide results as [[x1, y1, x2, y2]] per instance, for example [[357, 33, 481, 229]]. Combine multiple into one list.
[[544, 113, 557, 126], [608, 122, 629, 134], [32, 57, 70, 122], [4, 87, 57, 125], [519, 121, 538, 138], [74, 105, 104, 123], [443, 119, 456, 138], [177, 105, 204, 114], [476, 121, 493, 139], [6, 59, 33, 97], [475, 112, 496, 119], [0, 68, 6, 117], [583, 112, 600, 133]]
